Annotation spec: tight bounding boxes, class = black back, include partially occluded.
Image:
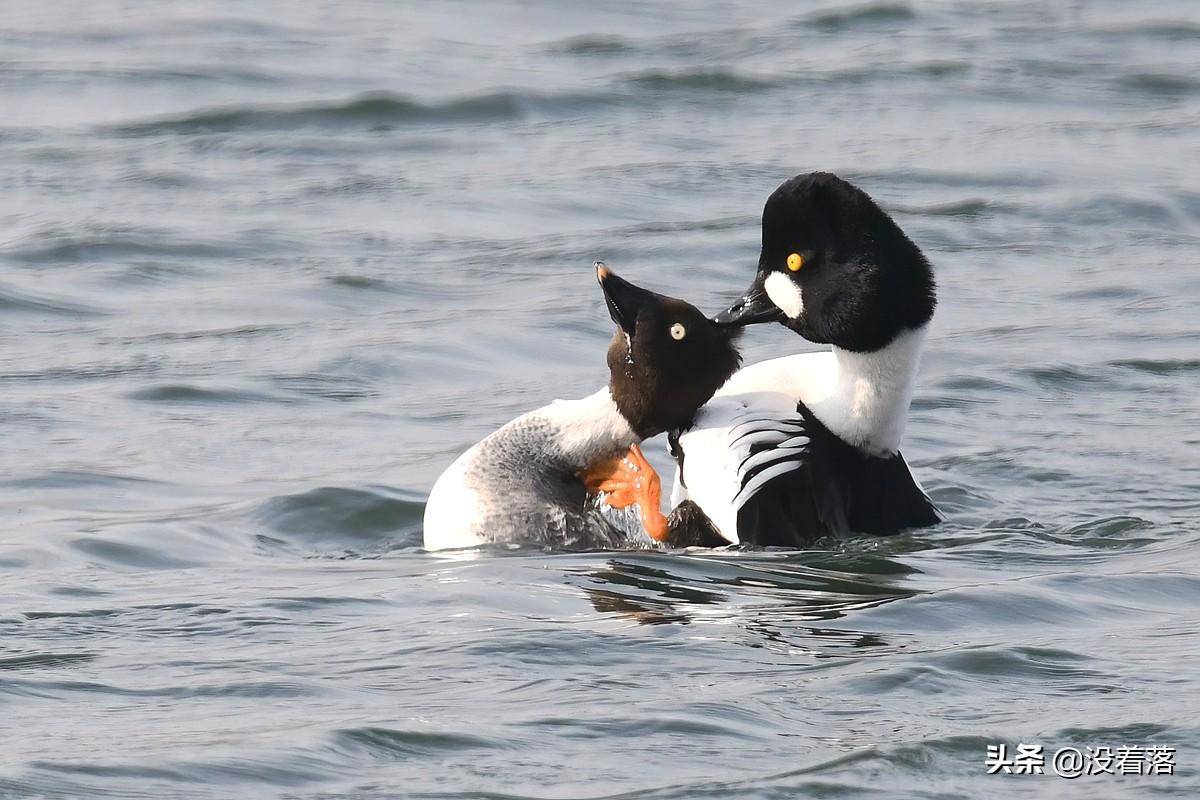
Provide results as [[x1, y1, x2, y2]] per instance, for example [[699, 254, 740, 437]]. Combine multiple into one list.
[[733, 402, 940, 547]]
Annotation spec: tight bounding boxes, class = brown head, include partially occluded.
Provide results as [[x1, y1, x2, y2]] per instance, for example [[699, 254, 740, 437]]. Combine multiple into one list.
[[597, 263, 741, 439]]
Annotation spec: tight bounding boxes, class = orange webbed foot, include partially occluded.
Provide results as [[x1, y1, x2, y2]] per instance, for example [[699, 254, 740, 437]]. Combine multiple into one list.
[[578, 445, 670, 542], [578, 452, 637, 502]]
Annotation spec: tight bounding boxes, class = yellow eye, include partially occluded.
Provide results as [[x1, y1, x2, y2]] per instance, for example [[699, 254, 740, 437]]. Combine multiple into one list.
[[787, 253, 803, 272], [669, 323, 687, 340]]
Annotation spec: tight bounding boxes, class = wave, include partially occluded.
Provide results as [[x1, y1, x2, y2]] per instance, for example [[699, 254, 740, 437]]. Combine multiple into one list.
[[613, 214, 756, 236], [1098, 20, 1200, 41], [0, 469, 168, 491], [800, 2, 916, 31], [331, 727, 500, 759], [19, 755, 331, 792], [888, 198, 994, 217], [0, 282, 103, 317], [324, 274, 400, 293], [96, 59, 1004, 141], [0, 361, 161, 384], [853, 167, 1053, 189], [1115, 71, 1200, 98], [623, 68, 778, 93], [69, 536, 206, 570], [0, 652, 96, 671], [0, 63, 289, 87], [109, 90, 615, 136], [250, 486, 425, 553], [1, 225, 256, 265], [1110, 358, 1200, 375], [545, 33, 636, 56], [127, 384, 287, 406], [105, 75, 789, 138]]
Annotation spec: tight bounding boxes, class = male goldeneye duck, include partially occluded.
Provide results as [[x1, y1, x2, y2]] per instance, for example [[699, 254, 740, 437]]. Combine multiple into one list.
[[422, 264, 741, 551], [647, 172, 942, 547]]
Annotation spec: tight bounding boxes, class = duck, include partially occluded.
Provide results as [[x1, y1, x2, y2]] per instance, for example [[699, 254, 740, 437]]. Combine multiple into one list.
[[642, 172, 944, 547], [422, 264, 741, 551]]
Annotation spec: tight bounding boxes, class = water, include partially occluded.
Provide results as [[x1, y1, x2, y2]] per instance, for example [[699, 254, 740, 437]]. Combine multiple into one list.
[[2, 1, 1199, 797]]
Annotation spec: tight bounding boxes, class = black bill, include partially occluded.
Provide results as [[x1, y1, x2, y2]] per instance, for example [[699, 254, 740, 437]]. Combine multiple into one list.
[[596, 261, 663, 335], [712, 273, 785, 327]]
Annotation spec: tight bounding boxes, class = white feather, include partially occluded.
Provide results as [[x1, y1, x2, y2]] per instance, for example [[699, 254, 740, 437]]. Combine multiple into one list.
[[540, 387, 636, 463], [764, 272, 804, 319], [673, 392, 797, 543], [732, 460, 804, 510], [738, 443, 806, 476], [729, 429, 792, 449], [423, 448, 487, 550], [727, 417, 806, 442], [669, 465, 689, 507]]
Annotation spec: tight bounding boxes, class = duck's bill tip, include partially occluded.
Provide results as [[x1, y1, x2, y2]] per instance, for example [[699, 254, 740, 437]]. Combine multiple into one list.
[[597, 265, 657, 334], [712, 285, 785, 327]]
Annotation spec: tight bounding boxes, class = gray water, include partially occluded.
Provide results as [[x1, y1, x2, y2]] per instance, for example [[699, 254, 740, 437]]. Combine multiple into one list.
[[3, 1, 1200, 798]]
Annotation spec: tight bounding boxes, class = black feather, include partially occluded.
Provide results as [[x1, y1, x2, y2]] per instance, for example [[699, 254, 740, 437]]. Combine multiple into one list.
[[734, 402, 940, 547]]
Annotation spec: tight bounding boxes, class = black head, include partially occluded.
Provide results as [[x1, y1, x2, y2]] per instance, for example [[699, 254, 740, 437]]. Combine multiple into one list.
[[597, 263, 741, 439], [714, 172, 936, 352]]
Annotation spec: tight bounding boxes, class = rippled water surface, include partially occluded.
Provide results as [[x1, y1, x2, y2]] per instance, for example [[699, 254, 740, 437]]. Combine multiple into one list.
[[3, 1, 1200, 798]]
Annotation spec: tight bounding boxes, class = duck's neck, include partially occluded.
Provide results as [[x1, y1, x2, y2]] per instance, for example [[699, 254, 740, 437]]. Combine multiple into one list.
[[806, 325, 927, 456], [541, 387, 639, 468]]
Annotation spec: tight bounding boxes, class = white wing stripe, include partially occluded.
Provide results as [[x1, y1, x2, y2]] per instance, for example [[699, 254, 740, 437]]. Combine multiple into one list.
[[738, 445, 805, 477], [727, 418, 807, 442], [733, 461, 803, 511], [730, 430, 792, 449]]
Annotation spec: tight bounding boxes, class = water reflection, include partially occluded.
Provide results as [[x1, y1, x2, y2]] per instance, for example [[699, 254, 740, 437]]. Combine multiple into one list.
[[570, 549, 921, 657]]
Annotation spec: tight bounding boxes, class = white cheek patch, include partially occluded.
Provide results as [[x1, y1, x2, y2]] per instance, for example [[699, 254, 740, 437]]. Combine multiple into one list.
[[764, 272, 804, 319]]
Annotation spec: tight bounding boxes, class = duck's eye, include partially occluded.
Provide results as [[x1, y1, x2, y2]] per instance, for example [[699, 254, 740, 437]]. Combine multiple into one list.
[[787, 253, 803, 272], [669, 323, 687, 340]]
